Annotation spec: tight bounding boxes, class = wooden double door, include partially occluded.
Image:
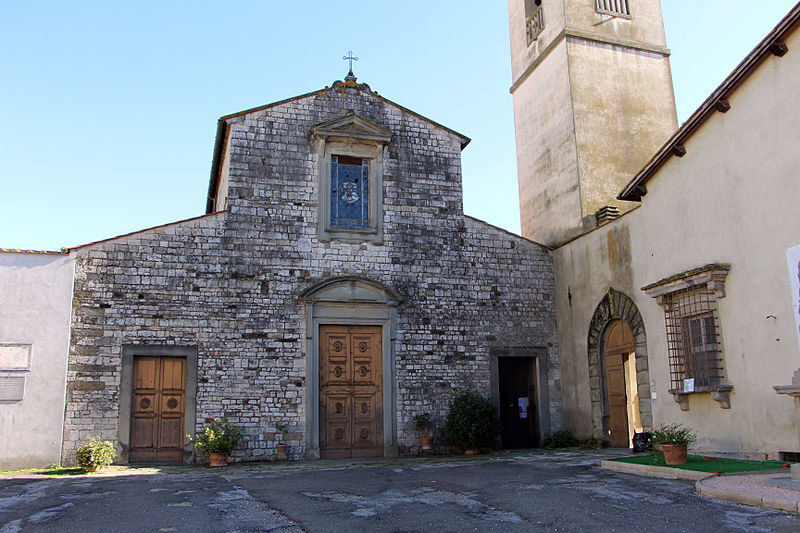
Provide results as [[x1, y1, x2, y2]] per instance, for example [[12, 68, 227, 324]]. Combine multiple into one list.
[[319, 325, 383, 459], [130, 356, 186, 463]]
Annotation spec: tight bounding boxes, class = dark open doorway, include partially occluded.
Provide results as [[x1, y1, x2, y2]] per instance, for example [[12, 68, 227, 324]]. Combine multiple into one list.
[[498, 357, 540, 449]]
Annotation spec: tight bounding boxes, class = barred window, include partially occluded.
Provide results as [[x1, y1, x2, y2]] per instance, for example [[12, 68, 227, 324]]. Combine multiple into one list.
[[595, 0, 631, 18], [525, 0, 545, 45], [642, 264, 731, 400], [664, 287, 723, 390]]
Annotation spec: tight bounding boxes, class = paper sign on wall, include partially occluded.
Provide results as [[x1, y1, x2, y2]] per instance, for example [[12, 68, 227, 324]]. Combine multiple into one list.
[[788, 245, 800, 353], [518, 397, 528, 419]]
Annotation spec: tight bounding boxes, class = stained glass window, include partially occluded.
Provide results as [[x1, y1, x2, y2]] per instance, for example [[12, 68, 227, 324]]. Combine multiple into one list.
[[330, 155, 370, 227]]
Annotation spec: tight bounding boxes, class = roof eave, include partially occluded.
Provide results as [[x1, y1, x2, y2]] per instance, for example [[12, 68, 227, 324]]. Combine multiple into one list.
[[618, 3, 800, 202]]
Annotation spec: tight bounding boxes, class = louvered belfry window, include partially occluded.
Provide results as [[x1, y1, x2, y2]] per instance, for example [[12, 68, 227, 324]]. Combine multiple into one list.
[[595, 0, 631, 18], [663, 286, 724, 391], [525, 0, 545, 45]]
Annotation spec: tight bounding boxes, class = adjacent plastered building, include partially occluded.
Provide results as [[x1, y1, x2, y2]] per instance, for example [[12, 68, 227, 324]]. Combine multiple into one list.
[[0, 250, 73, 470], [532, 2, 800, 458]]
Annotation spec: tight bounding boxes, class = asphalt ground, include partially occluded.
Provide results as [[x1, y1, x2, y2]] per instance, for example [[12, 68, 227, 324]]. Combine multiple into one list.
[[1, 450, 799, 532]]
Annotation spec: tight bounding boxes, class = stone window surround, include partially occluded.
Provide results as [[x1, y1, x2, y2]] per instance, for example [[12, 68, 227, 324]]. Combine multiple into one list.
[[300, 276, 402, 459], [311, 113, 392, 244], [642, 264, 732, 411], [118, 344, 198, 464]]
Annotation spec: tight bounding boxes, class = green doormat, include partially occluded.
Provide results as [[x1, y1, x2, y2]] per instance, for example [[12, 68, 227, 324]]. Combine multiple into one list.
[[613, 454, 787, 473]]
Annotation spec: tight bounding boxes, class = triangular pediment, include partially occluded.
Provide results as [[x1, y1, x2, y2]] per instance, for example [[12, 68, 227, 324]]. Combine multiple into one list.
[[310, 113, 393, 143]]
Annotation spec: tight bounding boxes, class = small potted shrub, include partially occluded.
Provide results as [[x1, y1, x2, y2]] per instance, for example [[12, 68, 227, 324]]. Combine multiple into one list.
[[75, 436, 116, 472], [651, 423, 696, 465], [275, 422, 289, 456], [187, 418, 242, 467], [414, 412, 434, 451], [445, 388, 500, 454]]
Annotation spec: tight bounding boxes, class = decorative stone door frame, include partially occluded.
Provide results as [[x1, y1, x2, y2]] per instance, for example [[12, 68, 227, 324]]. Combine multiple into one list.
[[118, 344, 198, 464], [587, 288, 652, 441], [300, 277, 401, 459], [488, 346, 552, 443]]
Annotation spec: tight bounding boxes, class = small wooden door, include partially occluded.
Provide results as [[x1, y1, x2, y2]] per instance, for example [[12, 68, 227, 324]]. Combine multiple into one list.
[[499, 357, 539, 449], [130, 356, 186, 463], [320, 325, 383, 459], [604, 320, 635, 448]]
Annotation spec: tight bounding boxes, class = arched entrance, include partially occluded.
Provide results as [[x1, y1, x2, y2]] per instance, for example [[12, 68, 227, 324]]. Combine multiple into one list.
[[603, 320, 642, 448], [587, 288, 652, 446]]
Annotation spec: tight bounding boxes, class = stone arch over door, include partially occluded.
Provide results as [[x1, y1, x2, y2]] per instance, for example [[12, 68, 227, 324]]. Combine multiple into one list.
[[300, 276, 402, 459], [587, 288, 652, 441]]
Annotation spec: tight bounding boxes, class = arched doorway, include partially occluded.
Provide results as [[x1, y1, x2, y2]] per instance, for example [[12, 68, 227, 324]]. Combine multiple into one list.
[[603, 320, 642, 448], [587, 288, 652, 446]]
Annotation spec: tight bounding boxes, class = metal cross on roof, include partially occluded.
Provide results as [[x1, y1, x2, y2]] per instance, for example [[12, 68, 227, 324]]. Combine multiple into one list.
[[343, 51, 359, 73]]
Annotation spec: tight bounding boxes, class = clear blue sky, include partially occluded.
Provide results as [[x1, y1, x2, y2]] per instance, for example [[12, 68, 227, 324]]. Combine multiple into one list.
[[1, 0, 796, 251]]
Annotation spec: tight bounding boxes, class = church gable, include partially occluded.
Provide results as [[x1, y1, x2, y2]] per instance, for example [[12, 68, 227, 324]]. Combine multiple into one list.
[[207, 83, 469, 214]]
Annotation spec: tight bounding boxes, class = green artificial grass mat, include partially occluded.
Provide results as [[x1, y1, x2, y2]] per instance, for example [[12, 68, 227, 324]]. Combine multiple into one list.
[[613, 454, 787, 473]]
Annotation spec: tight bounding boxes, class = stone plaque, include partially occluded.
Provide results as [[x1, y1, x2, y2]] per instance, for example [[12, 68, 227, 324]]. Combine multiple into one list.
[[0, 344, 31, 370], [0, 376, 25, 401]]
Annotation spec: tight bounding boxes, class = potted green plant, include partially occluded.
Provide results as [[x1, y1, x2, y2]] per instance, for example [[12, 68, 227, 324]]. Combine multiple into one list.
[[445, 388, 500, 454], [414, 412, 434, 450], [651, 423, 696, 465], [275, 422, 289, 456], [187, 418, 242, 467], [75, 436, 117, 472]]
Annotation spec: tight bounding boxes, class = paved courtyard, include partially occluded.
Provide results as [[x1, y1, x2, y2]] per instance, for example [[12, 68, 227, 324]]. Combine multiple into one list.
[[1, 450, 799, 532]]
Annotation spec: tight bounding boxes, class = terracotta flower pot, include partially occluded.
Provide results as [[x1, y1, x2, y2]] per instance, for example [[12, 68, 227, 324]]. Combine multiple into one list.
[[209, 452, 228, 467], [661, 445, 687, 465], [420, 436, 434, 450], [276, 444, 288, 454]]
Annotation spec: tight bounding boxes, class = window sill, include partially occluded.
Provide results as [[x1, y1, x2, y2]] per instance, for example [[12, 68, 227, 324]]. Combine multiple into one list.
[[668, 384, 733, 411], [320, 225, 382, 244]]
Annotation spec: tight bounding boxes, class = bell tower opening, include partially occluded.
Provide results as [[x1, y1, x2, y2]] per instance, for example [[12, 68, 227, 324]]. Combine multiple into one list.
[[508, 0, 678, 247]]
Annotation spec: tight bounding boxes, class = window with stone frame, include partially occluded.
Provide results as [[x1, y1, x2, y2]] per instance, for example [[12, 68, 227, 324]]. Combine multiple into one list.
[[595, 0, 631, 18], [310, 113, 392, 244], [525, 0, 545, 45], [643, 264, 732, 409], [330, 155, 370, 228]]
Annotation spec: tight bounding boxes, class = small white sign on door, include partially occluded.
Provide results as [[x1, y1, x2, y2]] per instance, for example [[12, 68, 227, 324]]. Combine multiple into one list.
[[518, 397, 528, 419], [788, 245, 800, 353]]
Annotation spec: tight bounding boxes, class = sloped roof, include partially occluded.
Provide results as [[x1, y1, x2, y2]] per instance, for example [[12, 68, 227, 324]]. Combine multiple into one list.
[[618, 3, 800, 201], [206, 79, 471, 213], [68, 210, 226, 251]]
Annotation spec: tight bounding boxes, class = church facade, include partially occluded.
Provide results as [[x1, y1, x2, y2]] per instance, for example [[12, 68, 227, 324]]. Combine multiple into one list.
[[60, 76, 561, 463]]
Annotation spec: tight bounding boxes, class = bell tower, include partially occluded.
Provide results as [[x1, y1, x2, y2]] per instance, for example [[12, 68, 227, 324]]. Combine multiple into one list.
[[509, 0, 678, 247]]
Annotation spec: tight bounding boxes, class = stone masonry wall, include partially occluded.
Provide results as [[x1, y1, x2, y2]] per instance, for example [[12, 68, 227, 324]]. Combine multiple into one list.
[[63, 83, 560, 462]]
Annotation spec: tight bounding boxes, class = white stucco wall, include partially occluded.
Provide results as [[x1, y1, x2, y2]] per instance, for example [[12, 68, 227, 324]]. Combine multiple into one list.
[[0, 251, 74, 469], [554, 26, 800, 459]]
